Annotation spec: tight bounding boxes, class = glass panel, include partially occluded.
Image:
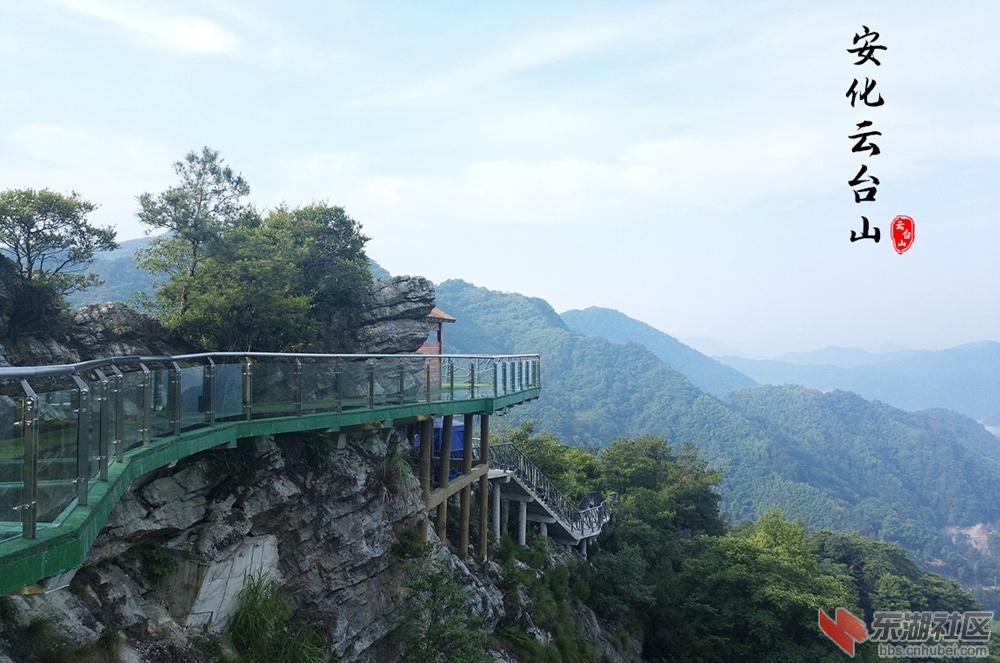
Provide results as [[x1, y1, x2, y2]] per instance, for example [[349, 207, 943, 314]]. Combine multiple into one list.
[[339, 360, 368, 410], [179, 365, 207, 431], [452, 362, 473, 401], [214, 362, 244, 421], [121, 371, 144, 453], [371, 361, 401, 407], [35, 386, 77, 526], [301, 361, 339, 414], [0, 388, 22, 543], [251, 362, 296, 419], [149, 366, 173, 439]]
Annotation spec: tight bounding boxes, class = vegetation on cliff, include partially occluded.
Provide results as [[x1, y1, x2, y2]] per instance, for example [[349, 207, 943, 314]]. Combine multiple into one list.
[[508, 425, 999, 662]]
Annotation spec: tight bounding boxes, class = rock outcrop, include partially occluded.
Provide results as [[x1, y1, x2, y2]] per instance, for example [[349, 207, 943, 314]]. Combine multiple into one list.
[[326, 275, 435, 354]]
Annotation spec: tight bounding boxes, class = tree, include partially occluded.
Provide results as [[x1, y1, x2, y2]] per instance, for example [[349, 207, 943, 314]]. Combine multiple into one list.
[[0, 188, 117, 296], [265, 203, 372, 325], [172, 222, 316, 351], [136, 146, 250, 320]]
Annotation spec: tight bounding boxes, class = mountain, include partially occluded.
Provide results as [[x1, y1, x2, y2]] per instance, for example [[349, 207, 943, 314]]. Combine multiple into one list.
[[435, 279, 1000, 590], [67, 236, 157, 309], [561, 306, 756, 397], [772, 346, 919, 368], [718, 342, 1000, 426]]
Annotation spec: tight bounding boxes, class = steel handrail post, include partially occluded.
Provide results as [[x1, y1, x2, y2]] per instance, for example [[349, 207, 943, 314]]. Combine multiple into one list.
[[71, 374, 91, 507], [20, 379, 38, 539], [205, 358, 216, 426], [109, 365, 124, 462], [170, 362, 182, 436], [423, 360, 431, 403], [294, 359, 303, 416], [366, 360, 375, 410], [243, 357, 253, 421], [139, 363, 152, 446], [448, 359, 455, 401], [94, 369, 110, 481]]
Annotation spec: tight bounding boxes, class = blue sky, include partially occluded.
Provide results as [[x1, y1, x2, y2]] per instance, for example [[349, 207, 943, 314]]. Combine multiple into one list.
[[2, 1, 998, 357]]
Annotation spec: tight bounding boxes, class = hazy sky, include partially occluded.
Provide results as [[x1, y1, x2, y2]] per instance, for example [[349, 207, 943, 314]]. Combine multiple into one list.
[[2, 1, 998, 357]]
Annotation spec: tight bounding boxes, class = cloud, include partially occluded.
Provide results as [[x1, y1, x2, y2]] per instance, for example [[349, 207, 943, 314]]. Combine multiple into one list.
[[47, 0, 239, 54]]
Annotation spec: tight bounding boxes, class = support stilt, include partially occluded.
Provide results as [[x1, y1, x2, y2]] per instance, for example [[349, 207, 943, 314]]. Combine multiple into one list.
[[435, 415, 453, 542], [459, 413, 473, 559], [478, 414, 490, 558]]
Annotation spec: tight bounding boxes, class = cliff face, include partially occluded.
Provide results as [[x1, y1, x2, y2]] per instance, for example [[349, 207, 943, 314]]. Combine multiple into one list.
[[0, 431, 505, 662]]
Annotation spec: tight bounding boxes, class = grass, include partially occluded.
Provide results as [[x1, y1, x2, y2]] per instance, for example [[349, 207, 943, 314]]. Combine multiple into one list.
[[228, 570, 331, 663]]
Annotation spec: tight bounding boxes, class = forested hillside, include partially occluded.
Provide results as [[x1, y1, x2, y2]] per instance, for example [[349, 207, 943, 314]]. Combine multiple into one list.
[[561, 306, 756, 396], [436, 279, 1000, 600]]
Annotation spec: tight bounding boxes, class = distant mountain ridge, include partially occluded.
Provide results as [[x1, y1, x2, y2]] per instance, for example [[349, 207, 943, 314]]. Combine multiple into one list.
[[718, 342, 1000, 426], [561, 306, 756, 397]]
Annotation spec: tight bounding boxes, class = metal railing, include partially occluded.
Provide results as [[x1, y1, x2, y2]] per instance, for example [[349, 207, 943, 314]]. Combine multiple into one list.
[[489, 442, 610, 537], [0, 352, 540, 546]]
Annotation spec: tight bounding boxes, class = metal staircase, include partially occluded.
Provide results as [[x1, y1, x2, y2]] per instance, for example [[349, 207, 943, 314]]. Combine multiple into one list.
[[488, 442, 611, 542]]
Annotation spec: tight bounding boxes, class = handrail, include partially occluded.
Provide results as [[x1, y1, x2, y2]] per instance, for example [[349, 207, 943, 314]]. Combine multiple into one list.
[[488, 443, 610, 537], [0, 352, 541, 547]]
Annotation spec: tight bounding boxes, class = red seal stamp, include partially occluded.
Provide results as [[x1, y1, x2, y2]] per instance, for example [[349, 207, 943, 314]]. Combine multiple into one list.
[[890, 215, 914, 254]]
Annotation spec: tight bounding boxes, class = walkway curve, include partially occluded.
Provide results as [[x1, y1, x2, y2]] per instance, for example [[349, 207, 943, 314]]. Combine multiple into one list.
[[0, 352, 539, 595]]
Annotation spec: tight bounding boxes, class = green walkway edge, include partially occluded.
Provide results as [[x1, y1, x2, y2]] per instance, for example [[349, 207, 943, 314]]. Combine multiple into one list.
[[0, 388, 538, 596]]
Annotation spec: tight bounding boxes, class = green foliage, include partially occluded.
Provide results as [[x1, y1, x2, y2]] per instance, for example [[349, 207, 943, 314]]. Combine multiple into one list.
[[228, 570, 329, 663], [398, 558, 490, 663], [393, 525, 432, 559], [136, 148, 372, 351], [0, 187, 117, 297], [125, 542, 178, 579]]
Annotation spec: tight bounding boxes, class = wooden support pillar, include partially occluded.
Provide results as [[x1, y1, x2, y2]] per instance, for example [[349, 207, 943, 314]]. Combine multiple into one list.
[[518, 500, 527, 546], [502, 498, 509, 535], [539, 521, 547, 537], [580, 537, 588, 559], [435, 415, 453, 541], [491, 480, 501, 540], [478, 414, 490, 558], [419, 417, 433, 541], [458, 413, 474, 559]]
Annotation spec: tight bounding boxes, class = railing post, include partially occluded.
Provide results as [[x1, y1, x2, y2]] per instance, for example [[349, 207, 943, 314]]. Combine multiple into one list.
[[335, 359, 343, 412], [398, 360, 406, 405], [470, 362, 476, 399], [294, 359, 303, 416], [71, 375, 90, 507], [94, 369, 111, 481], [448, 360, 455, 401], [109, 365, 124, 462], [20, 380, 38, 540], [423, 361, 431, 403], [494, 362, 500, 397], [243, 357, 253, 421], [205, 358, 216, 426], [139, 363, 151, 446], [170, 362, 182, 436], [366, 361, 375, 409]]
